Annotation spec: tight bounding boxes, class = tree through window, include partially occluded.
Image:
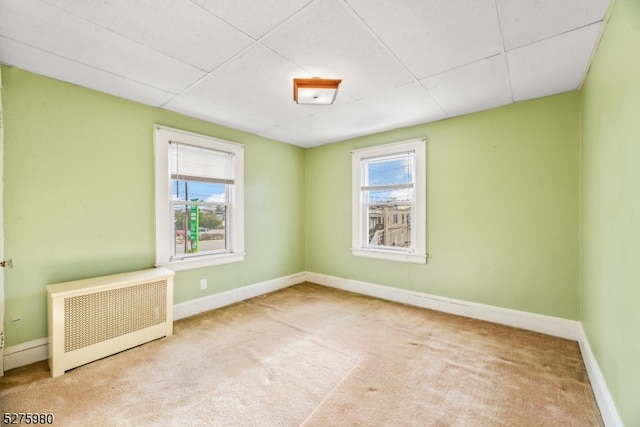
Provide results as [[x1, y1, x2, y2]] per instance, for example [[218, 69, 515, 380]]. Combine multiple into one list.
[[154, 126, 245, 271]]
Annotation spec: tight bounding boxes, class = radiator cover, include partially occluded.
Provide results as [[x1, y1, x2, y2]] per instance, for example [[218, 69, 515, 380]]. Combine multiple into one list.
[[47, 268, 175, 377]]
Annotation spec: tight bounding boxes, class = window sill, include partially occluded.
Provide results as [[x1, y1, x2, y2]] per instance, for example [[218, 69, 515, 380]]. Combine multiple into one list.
[[156, 252, 245, 272], [352, 248, 427, 264]]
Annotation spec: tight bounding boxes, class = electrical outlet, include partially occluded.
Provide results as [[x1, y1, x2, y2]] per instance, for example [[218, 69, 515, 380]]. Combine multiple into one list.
[[200, 278, 207, 290]]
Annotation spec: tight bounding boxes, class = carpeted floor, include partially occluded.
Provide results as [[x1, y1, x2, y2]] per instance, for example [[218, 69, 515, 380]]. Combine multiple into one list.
[[0, 282, 603, 426]]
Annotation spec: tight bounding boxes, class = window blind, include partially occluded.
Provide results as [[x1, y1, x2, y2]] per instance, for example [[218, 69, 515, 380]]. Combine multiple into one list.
[[169, 141, 234, 184]]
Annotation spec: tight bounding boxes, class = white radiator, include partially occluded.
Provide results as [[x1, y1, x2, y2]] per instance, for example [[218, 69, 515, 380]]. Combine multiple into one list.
[[46, 267, 175, 377]]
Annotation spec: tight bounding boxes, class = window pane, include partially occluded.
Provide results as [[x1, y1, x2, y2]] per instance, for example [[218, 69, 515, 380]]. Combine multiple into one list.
[[365, 154, 414, 186], [172, 179, 227, 203], [367, 187, 413, 203], [173, 204, 227, 257], [367, 204, 412, 248]]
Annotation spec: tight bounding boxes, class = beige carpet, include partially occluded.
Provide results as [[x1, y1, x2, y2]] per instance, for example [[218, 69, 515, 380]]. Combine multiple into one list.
[[0, 283, 602, 426]]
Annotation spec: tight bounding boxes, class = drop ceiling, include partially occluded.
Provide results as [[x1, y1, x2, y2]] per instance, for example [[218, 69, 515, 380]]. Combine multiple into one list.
[[0, 0, 611, 148]]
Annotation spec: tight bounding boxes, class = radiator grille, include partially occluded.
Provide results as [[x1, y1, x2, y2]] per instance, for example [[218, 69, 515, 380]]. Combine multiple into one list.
[[64, 280, 167, 353]]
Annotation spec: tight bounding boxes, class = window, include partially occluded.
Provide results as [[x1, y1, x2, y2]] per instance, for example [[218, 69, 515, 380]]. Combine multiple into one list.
[[352, 138, 426, 264], [154, 126, 245, 271]]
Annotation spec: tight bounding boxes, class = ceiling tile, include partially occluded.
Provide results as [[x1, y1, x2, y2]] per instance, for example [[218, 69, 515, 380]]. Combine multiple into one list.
[[165, 94, 274, 134], [0, 36, 175, 106], [277, 101, 387, 145], [42, 0, 254, 72], [165, 72, 300, 130], [507, 23, 603, 101], [359, 82, 447, 129], [257, 126, 321, 148], [261, 0, 413, 100], [496, 0, 610, 51], [345, 0, 504, 79], [1, 0, 206, 93], [420, 55, 513, 117], [212, 44, 314, 121], [192, 0, 313, 39]]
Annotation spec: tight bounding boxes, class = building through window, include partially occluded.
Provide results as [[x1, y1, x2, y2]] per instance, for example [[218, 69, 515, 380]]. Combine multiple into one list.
[[352, 138, 426, 264]]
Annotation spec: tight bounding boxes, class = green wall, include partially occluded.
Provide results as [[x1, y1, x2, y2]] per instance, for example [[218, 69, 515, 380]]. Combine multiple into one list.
[[1, 66, 306, 347], [306, 93, 581, 319], [581, 0, 640, 424]]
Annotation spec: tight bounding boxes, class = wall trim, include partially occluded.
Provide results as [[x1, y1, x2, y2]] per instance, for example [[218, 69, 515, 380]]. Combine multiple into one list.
[[306, 272, 580, 340], [3, 337, 49, 372], [173, 272, 307, 320], [577, 324, 623, 427]]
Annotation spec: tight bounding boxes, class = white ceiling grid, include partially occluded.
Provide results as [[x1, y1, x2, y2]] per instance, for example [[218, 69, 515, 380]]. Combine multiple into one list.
[[0, 0, 611, 147]]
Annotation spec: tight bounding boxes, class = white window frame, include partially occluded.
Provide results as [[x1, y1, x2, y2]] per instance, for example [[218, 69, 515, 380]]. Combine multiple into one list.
[[154, 125, 245, 271], [351, 138, 427, 264]]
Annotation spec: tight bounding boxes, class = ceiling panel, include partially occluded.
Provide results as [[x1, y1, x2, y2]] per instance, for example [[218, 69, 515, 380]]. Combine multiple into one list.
[[192, 0, 313, 39], [345, 0, 504, 79], [507, 23, 603, 102], [420, 55, 513, 117], [0, 36, 175, 107], [497, 0, 611, 51], [276, 101, 386, 145], [210, 44, 313, 123], [165, 94, 274, 134], [1, 0, 206, 93], [261, 0, 414, 100], [257, 126, 323, 148], [358, 82, 447, 130], [165, 74, 281, 130], [42, 0, 254, 72]]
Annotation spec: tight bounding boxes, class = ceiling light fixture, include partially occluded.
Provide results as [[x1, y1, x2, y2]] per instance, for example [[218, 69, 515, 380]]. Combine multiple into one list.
[[293, 77, 342, 105]]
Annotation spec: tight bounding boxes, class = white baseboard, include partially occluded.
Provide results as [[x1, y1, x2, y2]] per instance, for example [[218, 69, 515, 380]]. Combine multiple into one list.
[[577, 324, 623, 427], [306, 272, 580, 340], [3, 337, 49, 372], [173, 271, 307, 320]]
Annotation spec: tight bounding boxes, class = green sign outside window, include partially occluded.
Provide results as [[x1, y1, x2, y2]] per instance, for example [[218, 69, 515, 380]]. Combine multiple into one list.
[[189, 201, 199, 252]]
